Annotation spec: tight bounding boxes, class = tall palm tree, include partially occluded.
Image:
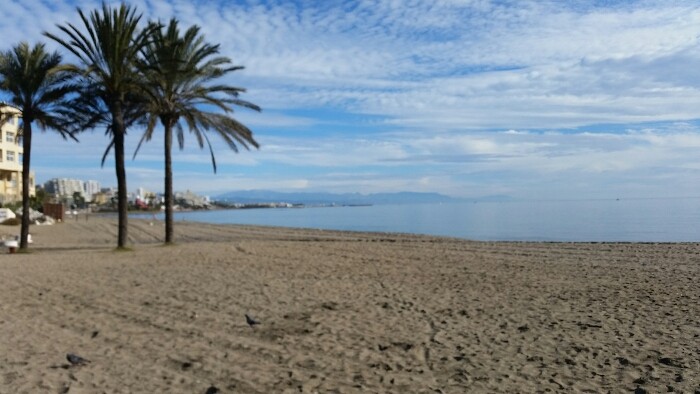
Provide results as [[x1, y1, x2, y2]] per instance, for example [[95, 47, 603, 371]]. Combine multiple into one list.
[[0, 42, 77, 251], [45, 3, 157, 249], [136, 19, 260, 244]]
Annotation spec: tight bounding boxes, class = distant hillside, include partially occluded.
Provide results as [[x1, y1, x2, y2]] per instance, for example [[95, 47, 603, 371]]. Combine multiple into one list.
[[213, 190, 458, 205]]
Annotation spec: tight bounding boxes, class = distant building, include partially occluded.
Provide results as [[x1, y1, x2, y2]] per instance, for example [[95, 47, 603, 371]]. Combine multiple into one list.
[[92, 187, 116, 205], [91, 191, 111, 205], [175, 190, 210, 208], [44, 178, 83, 198], [83, 180, 101, 201], [0, 105, 35, 204], [134, 187, 154, 202]]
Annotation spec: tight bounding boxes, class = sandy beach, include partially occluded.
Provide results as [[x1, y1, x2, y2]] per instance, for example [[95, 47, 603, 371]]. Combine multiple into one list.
[[0, 217, 698, 393]]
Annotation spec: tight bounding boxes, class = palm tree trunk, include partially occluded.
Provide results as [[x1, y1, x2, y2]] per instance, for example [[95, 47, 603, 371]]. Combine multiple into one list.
[[19, 121, 32, 250], [164, 121, 174, 244], [113, 105, 128, 249]]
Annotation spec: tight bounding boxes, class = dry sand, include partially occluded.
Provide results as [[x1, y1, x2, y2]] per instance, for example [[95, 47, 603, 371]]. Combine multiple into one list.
[[0, 217, 698, 393]]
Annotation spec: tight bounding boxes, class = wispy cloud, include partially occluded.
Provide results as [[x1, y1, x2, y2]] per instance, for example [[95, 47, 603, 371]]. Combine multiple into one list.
[[2, 0, 700, 198]]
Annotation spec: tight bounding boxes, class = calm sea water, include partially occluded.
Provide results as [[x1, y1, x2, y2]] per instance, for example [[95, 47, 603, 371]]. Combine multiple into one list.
[[143, 198, 700, 242]]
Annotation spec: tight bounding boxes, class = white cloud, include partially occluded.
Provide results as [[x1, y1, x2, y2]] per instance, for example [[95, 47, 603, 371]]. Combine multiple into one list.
[[4, 0, 700, 199], [5, 0, 700, 129]]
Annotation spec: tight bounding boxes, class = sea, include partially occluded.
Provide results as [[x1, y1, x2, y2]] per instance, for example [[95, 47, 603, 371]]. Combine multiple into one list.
[[140, 197, 700, 242]]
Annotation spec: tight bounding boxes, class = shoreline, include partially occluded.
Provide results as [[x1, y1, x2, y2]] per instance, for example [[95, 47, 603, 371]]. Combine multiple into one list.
[[1, 217, 698, 392], [122, 200, 700, 243], [134, 213, 700, 244], [7, 215, 699, 249]]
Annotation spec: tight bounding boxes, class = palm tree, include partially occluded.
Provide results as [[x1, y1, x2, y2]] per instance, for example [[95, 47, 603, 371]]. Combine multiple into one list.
[[0, 42, 77, 251], [136, 19, 260, 244], [45, 3, 157, 249]]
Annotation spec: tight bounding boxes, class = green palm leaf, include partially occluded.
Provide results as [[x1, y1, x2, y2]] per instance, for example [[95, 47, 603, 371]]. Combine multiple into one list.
[[136, 18, 260, 244], [46, 2, 159, 249], [0, 42, 78, 250]]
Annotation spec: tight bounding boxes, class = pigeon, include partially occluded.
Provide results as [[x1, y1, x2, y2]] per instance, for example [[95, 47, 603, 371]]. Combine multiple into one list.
[[66, 353, 90, 366], [205, 385, 220, 394], [245, 314, 260, 328]]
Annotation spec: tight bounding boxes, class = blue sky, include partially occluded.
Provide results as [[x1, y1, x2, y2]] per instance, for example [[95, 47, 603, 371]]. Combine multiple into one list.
[[3, 0, 700, 199]]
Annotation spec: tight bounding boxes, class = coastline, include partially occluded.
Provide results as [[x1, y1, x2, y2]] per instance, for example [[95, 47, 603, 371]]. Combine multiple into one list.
[[0, 217, 698, 392], [130, 198, 700, 243]]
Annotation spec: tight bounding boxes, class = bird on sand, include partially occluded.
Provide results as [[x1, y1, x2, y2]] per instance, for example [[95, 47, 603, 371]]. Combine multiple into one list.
[[66, 353, 90, 366], [205, 386, 220, 394], [245, 314, 260, 328]]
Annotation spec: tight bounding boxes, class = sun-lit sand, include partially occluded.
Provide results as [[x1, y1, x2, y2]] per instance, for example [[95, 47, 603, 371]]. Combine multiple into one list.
[[0, 217, 698, 393]]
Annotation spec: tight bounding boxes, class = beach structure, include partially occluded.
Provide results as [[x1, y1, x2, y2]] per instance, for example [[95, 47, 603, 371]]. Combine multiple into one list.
[[0, 105, 35, 204]]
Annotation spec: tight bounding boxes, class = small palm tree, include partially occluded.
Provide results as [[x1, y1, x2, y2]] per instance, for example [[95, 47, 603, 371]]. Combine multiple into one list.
[[136, 19, 260, 244], [0, 42, 77, 251], [45, 3, 157, 249]]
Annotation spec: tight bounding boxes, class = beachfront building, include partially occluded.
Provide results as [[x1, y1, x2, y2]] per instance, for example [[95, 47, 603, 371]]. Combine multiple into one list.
[[0, 105, 35, 204], [44, 178, 84, 199], [135, 187, 150, 202], [83, 180, 101, 201], [91, 191, 111, 205], [91, 187, 116, 205], [174, 190, 210, 208]]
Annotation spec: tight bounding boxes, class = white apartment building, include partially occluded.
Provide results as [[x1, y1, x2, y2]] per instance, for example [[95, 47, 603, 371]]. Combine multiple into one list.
[[44, 178, 84, 198], [83, 180, 101, 201], [0, 105, 35, 203]]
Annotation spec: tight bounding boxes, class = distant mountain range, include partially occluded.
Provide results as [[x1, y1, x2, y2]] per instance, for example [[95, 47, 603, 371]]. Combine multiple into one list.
[[213, 190, 460, 205]]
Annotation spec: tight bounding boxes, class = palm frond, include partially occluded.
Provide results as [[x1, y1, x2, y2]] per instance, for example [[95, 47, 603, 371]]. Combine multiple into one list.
[[134, 18, 260, 168], [0, 41, 83, 250], [133, 114, 158, 159], [101, 138, 115, 167]]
